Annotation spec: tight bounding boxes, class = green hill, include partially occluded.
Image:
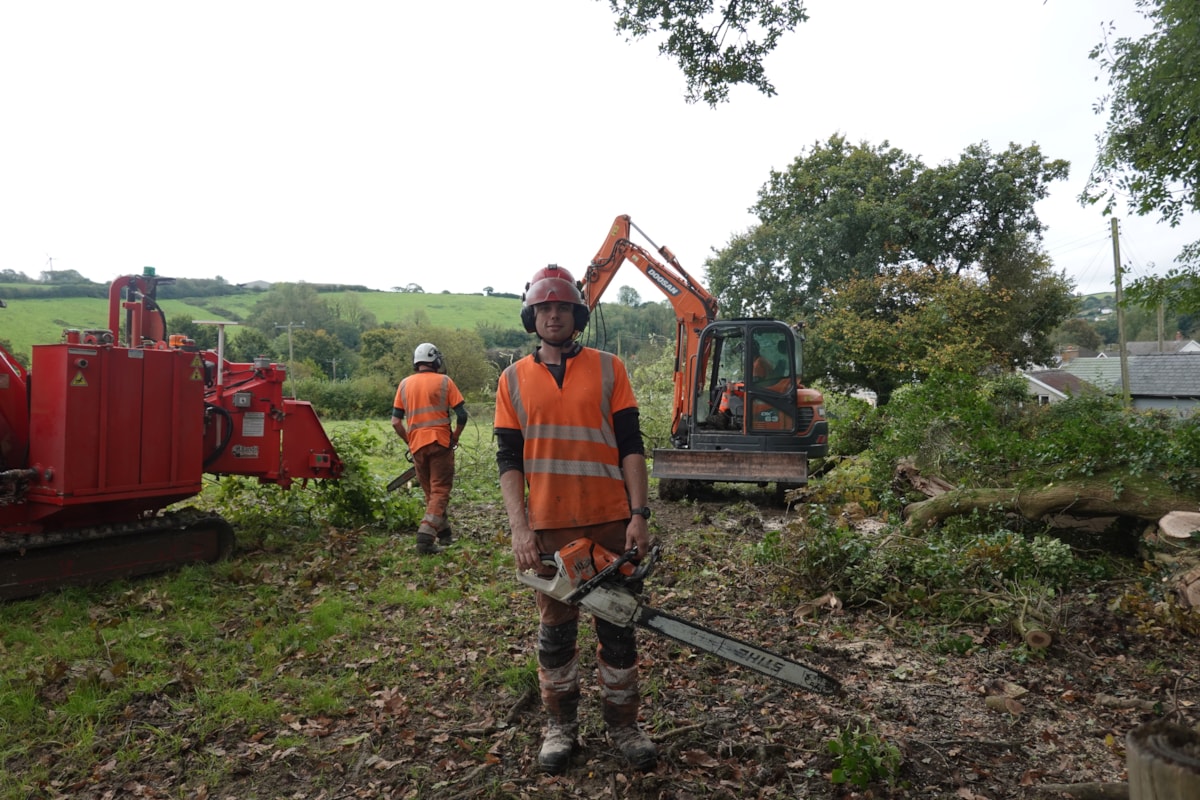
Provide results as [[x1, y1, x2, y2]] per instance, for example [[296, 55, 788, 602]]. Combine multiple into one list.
[[0, 288, 523, 358]]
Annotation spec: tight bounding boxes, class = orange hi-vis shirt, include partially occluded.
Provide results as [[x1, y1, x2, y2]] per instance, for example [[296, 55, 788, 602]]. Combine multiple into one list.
[[494, 347, 637, 531], [394, 372, 464, 454]]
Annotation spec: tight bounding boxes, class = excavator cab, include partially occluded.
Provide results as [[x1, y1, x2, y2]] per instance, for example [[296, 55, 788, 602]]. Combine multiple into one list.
[[691, 321, 810, 441], [653, 319, 827, 499]]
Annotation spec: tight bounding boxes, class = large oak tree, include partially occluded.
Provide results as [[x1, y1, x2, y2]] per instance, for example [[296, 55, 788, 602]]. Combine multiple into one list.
[[705, 136, 1069, 314], [703, 135, 1074, 402]]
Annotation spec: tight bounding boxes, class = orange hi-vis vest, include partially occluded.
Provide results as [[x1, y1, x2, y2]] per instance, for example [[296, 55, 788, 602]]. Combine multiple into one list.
[[494, 347, 637, 531], [395, 372, 464, 454]]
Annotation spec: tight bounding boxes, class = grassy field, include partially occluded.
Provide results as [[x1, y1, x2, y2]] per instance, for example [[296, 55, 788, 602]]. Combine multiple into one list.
[[0, 297, 235, 357], [0, 289, 523, 358]]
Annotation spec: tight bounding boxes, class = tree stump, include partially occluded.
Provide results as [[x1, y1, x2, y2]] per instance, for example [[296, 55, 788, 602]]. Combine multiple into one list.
[[1127, 719, 1200, 800]]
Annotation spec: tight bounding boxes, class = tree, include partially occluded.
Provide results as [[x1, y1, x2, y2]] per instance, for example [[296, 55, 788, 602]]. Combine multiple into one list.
[[1052, 317, 1103, 352], [39, 268, 90, 284], [808, 253, 1073, 405], [1085, 0, 1200, 311], [249, 284, 333, 338], [287, 328, 354, 379], [607, 0, 809, 105], [808, 266, 998, 405], [326, 294, 377, 350], [228, 327, 276, 363], [361, 325, 496, 397], [616, 286, 642, 306], [584, 300, 675, 359], [972, 244, 1076, 368], [706, 135, 1069, 321]]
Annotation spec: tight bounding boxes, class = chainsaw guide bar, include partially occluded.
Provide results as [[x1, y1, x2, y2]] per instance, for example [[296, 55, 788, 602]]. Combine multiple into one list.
[[518, 538, 841, 695]]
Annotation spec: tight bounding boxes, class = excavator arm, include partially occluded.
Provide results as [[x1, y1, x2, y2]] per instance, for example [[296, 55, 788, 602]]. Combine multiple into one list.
[[580, 215, 719, 433], [582, 215, 717, 325]]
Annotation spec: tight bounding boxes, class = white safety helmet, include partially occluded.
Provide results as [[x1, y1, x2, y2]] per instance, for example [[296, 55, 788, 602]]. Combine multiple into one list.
[[413, 342, 445, 372]]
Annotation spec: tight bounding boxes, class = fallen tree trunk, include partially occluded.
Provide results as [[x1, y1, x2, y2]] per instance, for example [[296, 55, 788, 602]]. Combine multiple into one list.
[[903, 474, 1199, 532]]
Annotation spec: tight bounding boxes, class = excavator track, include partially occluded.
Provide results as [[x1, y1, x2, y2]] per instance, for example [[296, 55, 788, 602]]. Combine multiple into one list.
[[0, 509, 235, 601]]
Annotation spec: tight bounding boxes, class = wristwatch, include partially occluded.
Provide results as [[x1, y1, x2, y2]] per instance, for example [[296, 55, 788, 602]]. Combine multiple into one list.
[[630, 506, 652, 520]]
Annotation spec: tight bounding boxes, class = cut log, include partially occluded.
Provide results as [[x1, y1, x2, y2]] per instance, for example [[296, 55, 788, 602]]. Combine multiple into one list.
[[1177, 565, 1200, 609], [1159, 512, 1200, 540], [1013, 614, 1052, 650], [903, 473, 1199, 532], [1127, 719, 1200, 800]]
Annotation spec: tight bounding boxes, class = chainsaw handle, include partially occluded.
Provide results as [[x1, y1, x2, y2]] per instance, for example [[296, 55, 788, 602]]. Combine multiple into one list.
[[566, 544, 661, 604], [629, 543, 660, 581]]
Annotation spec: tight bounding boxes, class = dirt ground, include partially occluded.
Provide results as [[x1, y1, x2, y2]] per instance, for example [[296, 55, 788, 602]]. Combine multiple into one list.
[[35, 491, 1200, 800]]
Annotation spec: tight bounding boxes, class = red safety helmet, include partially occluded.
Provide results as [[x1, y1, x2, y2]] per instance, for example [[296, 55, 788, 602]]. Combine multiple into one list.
[[520, 264, 590, 334]]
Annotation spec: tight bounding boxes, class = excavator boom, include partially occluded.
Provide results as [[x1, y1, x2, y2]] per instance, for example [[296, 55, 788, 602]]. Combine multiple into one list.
[[579, 216, 827, 498]]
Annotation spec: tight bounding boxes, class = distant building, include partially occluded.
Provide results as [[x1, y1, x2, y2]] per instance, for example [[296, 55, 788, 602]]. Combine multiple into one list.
[[1063, 351, 1200, 414], [1097, 337, 1200, 357], [1022, 369, 1099, 405]]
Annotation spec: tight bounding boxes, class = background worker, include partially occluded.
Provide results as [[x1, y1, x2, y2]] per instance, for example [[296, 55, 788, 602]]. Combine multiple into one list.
[[494, 264, 657, 775], [392, 342, 467, 555], [752, 341, 772, 381]]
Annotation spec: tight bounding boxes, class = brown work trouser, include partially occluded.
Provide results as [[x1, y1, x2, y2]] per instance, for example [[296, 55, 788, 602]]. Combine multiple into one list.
[[534, 520, 642, 728], [413, 443, 455, 533]]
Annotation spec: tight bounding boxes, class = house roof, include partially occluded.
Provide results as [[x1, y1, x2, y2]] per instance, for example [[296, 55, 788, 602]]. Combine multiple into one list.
[[1128, 353, 1200, 398], [1064, 352, 1200, 398], [1100, 339, 1200, 356], [1063, 358, 1123, 389], [1024, 369, 1096, 398]]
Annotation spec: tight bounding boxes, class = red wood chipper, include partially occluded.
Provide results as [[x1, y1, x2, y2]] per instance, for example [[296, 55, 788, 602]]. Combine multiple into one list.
[[0, 270, 343, 600]]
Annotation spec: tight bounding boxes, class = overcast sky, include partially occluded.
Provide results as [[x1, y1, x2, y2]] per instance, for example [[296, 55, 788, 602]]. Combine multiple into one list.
[[3, 1, 1196, 303]]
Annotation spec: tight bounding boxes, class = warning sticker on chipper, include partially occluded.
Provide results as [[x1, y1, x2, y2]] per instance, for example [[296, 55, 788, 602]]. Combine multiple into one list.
[[232, 445, 260, 459], [240, 412, 265, 438]]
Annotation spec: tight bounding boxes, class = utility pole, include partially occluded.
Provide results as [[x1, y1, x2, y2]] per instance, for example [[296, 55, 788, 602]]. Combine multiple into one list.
[[275, 321, 305, 398], [274, 321, 307, 367], [1111, 219, 1132, 409], [328, 358, 337, 380], [1157, 300, 1165, 352]]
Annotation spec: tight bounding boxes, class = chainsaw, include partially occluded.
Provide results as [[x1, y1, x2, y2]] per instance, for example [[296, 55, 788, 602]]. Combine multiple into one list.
[[387, 450, 416, 491], [517, 538, 841, 695]]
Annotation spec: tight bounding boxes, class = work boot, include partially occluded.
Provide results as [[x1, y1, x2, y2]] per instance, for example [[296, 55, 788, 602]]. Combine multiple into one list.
[[437, 527, 453, 546], [538, 719, 579, 774], [537, 645, 580, 774], [598, 656, 655, 770], [608, 724, 658, 771], [415, 533, 443, 555]]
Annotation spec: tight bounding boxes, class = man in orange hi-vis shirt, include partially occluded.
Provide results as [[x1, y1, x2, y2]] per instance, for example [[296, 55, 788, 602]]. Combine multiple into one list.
[[392, 342, 467, 555], [494, 265, 657, 776]]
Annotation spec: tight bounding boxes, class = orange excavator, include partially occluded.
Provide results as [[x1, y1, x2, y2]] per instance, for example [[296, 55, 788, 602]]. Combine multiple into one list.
[[581, 215, 827, 500], [0, 269, 343, 599]]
